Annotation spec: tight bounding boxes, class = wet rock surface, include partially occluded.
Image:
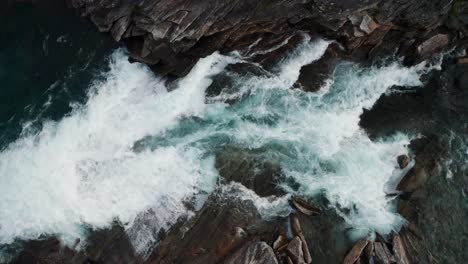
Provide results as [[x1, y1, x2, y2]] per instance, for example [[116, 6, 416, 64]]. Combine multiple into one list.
[[3, 0, 468, 263], [215, 146, 285, 197], [145, 191, 279, 264], [225, 241, 278, 264], [68, 0, 463, 77], [10, 225, 140, 264]]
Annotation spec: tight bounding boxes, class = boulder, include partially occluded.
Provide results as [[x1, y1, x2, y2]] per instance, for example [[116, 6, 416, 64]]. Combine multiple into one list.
[[457, 57, 468, 64], [417, 34, 450, 59], [225, 241, 279, 264], [291, 197, 321, 216], [397, 135, 445, 193], [273, 235, 288, 251], [360, 14, 380, 35], [392, 234, 410, 264], [290, 215, 312, 264], [146, 189, 279, 264], [342, 240, 369, 264], [397, 155, 411, 169], [216, 146, 285, 197], [374, 242, 395, 264], [286, 237, 305, 264], [296, 42, 344, 92]]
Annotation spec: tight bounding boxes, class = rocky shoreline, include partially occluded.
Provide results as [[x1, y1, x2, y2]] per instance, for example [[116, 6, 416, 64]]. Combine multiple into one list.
[[6, 0, 468, 263]]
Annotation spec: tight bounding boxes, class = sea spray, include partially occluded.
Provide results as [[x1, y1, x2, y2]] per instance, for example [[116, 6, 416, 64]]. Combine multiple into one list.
[[0, 50, 235, 256], [0, 37, 440, 257]]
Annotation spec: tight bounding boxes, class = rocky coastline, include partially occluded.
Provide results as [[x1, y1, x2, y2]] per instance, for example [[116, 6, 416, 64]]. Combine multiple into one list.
[[6, 0, 468, 263]]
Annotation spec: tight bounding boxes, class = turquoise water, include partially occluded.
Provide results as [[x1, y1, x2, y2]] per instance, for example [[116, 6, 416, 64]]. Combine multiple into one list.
[[1, 1, 467, 263]]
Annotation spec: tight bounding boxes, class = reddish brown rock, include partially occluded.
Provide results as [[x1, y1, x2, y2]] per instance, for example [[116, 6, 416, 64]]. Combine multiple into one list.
[[225, 241, 279, 264], [374, 242, 395, 264], [292, 197, 321, 216], [343, 240, 369, 264], [397, 155, 411, 169], [392, 234, 410, 264], [286, 237, 305, 264]]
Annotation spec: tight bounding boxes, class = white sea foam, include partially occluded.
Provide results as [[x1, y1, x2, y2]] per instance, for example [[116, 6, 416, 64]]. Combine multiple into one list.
[[197, 40, 437, 236], [0, 36, 440, 257], [0, 50, 235, 255], [218, 182, 293, 219]]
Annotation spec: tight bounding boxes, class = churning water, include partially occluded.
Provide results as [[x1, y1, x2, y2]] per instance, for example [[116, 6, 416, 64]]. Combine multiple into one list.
[[0, 37, 441, 257]]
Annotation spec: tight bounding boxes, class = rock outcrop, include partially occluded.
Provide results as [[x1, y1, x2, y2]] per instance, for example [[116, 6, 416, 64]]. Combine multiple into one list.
[[67, 0, 463, 77]]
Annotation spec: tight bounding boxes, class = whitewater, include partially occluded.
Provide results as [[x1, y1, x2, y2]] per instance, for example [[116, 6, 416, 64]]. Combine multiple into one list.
[[0, 37, 439, 257]]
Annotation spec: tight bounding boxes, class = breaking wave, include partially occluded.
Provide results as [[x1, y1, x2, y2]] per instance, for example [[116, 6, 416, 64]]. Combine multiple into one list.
[[0, 37, 439, 256]]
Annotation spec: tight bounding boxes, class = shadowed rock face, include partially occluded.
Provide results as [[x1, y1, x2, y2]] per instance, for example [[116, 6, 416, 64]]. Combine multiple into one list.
[[67, 0, 458, 77]]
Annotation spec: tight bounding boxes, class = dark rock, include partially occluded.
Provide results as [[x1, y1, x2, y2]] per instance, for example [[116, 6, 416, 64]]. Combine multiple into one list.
[[68, 0, 458, 77], [364, 241, 375, 260], [290, 214, 312, 263], [397, 136, 446, 193], [286, 256, 294, 264], [291, 215, 302, 235], [11, 237, 85, 264], [343, 240, 369, 264], [392, 234, 410, 264], [397, 155, 411, 169], [225, 241, 278, 264], [291, 197, 321, 216], [458, 57, 468, 64], [296, 42, 344, 92], [286, 237, 305, 264], [374, 242, 395, 264], [397, 161, 429, 192], [397, 228, 425, 264], [289, 204, 350, 263], [360, 14, 380, 35], [206, 62, 271, 102], [417, 34, 451, 59], [11, 224, 140, 264], [146, 189, 280, 264], [216, 146, 285, 197], [273, 235, 288, 251], [84, 224, 140, 264]]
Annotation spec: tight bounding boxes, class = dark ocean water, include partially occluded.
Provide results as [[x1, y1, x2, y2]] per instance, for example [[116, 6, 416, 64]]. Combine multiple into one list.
[[1, 1, 467, 264], [0, 0, 117, 148]]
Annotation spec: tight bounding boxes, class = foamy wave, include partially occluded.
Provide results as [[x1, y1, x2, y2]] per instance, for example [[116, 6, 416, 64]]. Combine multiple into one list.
[[0, 36, 440, 257], [0, 50, 234, 255]]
